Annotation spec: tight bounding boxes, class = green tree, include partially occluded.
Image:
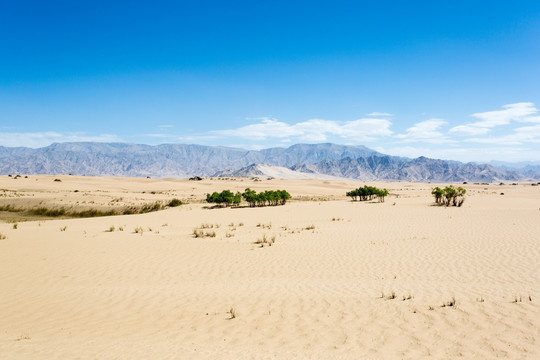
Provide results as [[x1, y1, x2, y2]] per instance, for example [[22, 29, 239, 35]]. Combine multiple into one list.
[[432, 185, 466, 207], [279, 190, 291, 205], [431, 187, 444, 204]]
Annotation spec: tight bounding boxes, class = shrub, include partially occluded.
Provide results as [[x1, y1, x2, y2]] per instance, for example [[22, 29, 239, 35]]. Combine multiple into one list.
[[193, 229, 216, 238], [30, 207, 67, 217], [432, 185, 466, 207], [168, 198, 182, 207]]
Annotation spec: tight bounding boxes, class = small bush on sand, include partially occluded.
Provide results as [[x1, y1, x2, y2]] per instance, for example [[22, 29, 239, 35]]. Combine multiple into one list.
[[193, 229, 216, 238], [168, 198, 182, 207], [432, 186, 466, 207]]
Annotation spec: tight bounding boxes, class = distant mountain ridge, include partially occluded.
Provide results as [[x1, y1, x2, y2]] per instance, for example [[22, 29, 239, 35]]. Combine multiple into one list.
[[0, 142, 379, 178], [0, 142, 532, 182]]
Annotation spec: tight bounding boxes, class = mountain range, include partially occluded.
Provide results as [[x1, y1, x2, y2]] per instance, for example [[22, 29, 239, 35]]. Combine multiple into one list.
[[0, 142, 537, 182]]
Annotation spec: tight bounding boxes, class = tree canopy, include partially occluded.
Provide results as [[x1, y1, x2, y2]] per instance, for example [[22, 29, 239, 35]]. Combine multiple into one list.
[[206, 190, 242, 207], [346, 185, 388, 203], [431, 185, 466, 207], [206, 188, 291, 207]]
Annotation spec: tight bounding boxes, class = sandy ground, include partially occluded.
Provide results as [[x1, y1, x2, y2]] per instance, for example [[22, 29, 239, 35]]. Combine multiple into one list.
[[1, 175, 539, 359]]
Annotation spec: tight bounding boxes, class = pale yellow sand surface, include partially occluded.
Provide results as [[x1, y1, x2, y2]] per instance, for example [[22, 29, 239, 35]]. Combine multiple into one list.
[[1, 175, 539, 359]]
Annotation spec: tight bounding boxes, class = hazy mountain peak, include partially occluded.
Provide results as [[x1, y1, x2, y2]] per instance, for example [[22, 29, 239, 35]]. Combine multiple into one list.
[[0, 142, 533, 181]]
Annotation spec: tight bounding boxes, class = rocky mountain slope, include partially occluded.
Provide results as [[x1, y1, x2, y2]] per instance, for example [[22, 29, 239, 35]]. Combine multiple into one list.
[[0, 142, 529, 182], [213, 164, 344, 180], [291, 156, 520, 182]]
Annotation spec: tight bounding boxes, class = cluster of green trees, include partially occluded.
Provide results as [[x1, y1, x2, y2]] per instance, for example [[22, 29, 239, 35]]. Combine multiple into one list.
[[206, 188, 291, 207], [431, 185, 466, 207], [346, 185, 389, 203], [206, 190, 242, 207], [242, 188, 291, 207]]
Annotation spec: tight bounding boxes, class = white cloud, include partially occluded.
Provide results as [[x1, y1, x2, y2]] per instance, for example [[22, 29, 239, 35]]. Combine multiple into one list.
[[395, 119, 450, 143], [447, 125, 491, 136], [213, 117, 393, 142], [466, 124, 540, 145], [340, 119, 393, 139], [449, 102, 539, 136], [366, 112, 393, 117], [215, 118, 300, 139], [0, 132, 122, 148], [471, 102, 537, 126], [520, 115, 540, 123]]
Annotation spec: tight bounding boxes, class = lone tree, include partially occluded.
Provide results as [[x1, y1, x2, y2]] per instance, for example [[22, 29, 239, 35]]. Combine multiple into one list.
[[431, 187, 444, 205], [431, 185, 466, 207]]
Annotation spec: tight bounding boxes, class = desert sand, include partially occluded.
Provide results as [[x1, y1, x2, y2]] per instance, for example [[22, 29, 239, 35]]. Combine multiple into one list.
[[1, 175, 539, 359]]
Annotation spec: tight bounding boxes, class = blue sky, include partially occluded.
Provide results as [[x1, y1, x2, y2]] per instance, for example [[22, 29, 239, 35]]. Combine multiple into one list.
[[1, 1, 540, 162]]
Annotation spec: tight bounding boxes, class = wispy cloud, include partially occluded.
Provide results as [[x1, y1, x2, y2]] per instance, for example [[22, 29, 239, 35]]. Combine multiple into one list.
[[449, 102, 538, 136], [0, 132, 122, 148], [395, 119, 450, 143], [465, 124, 540, 145], [212, 117, 393, 142], [366, 112, 393, 117]]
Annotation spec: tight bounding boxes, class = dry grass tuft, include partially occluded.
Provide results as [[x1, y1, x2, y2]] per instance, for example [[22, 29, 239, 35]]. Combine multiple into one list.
[[442, 297, 456, 307], [16, 333, 31, 341], [193, 229, 216, 238], [254, 234, 276, 247]]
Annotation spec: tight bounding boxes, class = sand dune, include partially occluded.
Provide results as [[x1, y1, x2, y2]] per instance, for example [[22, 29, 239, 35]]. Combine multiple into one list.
[[1, 176, 539, 359]]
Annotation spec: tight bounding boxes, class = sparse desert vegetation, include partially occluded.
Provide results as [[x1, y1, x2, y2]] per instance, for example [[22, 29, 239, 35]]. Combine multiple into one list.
[[346, 185, 389, 202], [0, 198, 184, 222], [0, 176, 539, 360], [193, 228, 216, 238], [254, 234, 276, 247], [431, 185, 466, 207], [205, 188, 292, 207]]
